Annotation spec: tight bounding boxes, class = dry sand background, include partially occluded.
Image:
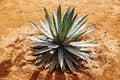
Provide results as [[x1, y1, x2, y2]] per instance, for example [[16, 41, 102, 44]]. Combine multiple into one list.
[[0, 0, 120, 80]]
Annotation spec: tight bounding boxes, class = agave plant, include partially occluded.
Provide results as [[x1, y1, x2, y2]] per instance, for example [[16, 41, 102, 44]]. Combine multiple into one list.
[[26, 5, 97, 73]]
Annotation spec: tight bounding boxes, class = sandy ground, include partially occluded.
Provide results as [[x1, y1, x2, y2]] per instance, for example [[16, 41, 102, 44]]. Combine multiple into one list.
[[0, 0, 120, 80]]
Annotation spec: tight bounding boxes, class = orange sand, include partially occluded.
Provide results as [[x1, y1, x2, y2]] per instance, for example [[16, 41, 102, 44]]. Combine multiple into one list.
[[0, 0, 120, 80]]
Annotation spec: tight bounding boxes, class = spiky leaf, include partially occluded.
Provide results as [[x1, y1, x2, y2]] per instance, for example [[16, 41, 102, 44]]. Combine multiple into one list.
[[58, 48, 64, 70], [64, 53, 74, 73], [27, 5, 97, 73]]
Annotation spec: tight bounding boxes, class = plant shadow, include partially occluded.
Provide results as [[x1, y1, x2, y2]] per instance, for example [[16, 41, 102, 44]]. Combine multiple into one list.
[[29, 68, 66, 80], [0, 59, 13, 78], [44, 68, 66, 80], [54, 70, 66, 80], [29, 66, 94, 80], [75, 67, 94, 80], [29, 70, 40, 80]]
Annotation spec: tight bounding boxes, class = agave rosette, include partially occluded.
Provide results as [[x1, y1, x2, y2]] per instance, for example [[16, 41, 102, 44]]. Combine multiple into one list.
[[26, 5, 97, 73]]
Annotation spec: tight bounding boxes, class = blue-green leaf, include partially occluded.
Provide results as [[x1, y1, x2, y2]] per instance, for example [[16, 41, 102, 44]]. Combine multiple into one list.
[[26, 36, 47, 42], [29, 21, 53, 39], [28, 47, 52, 56], [64, 53, 74, 73], [57, 5, 62, 31], [53, 11, 58, 34], [40, 19, 51, 35], [67, 54, 82, 67], [68, 15, 88, 37], [49, 54, 57, 72], [32, 42, 53, 47], [35, 53, 52, 66], [44, 7, 56, 37], [64, 46, 92, 62], [58, 48, 64, 70]]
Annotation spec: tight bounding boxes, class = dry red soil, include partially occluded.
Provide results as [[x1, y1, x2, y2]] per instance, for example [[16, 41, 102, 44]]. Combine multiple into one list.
[[0, 0, 120, 80]]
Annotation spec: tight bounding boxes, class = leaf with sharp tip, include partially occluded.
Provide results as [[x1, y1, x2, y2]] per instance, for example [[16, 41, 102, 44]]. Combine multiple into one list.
[[70, 40, 95, 45], [58, 48, 64, 70], [67, 54, 82, 67], [63, 8, 76, 40], [29, 21, 42, 33], [70, 40, 98, 47], [45, 49, 57, 69], [29, 21, 53, 39], [64, 46, 92, 62], [53, 11, 58, 34], [30, 44, 58, 56], [45, 58, 52, 69], [35, 53, 52, 66], [28, 47, 52, 56], [44, 7, 52, 27], [44, 7, 56, 37], [70, 43, 98, 47], [64, 53, 74, 73], [60, 7, 71, 34], [49, 53, 57, 72], [77, 25, 95, 36], [69, 15, 88, 34], [40, 19, 51, 35], [26, 36, 47, 42], [65, 25, 95, 44], [32, 42, 53, 47], [66, 8, 74, 29], [59, 8, 74, 40], [67, 19, 86, 39], [66, 7, 71, 17], [70, 23, 86, 37], [79, 52, 93, 62], [57, 5, 62, 32], [65, 13, 78, 37]]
